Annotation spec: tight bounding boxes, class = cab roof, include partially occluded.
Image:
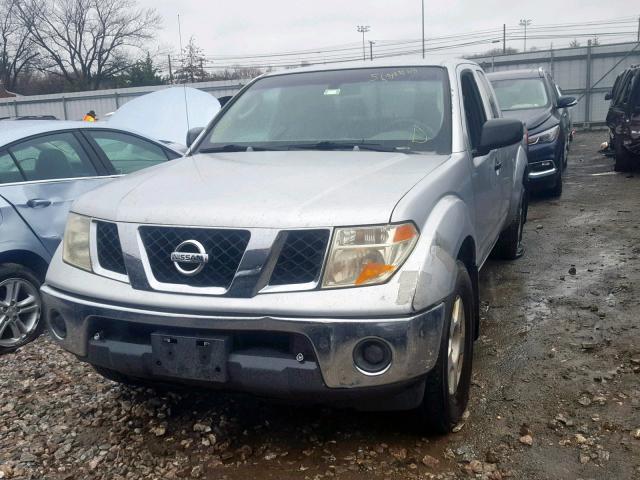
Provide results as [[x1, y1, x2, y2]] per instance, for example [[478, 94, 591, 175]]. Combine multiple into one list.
[[259, 55, 477, 78], [486, 68, 547, 80]]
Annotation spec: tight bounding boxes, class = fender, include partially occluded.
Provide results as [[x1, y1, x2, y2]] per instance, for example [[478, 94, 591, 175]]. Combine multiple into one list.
[[408, 195, 476, 312]]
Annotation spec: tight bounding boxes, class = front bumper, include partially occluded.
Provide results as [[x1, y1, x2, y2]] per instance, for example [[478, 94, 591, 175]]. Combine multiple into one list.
[[42, 285, 445, 401], [527, 140, 560, 188]]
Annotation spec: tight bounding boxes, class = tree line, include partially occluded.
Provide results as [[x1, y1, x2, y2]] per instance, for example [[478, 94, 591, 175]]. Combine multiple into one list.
[[0, 0, 264, 95]]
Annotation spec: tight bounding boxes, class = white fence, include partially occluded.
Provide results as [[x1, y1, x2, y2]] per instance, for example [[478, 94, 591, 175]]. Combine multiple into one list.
[[0, 80, 245, 121]]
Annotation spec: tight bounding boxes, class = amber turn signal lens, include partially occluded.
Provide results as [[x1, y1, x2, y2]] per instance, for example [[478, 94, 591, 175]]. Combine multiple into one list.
[[355, 263, 395, 285]]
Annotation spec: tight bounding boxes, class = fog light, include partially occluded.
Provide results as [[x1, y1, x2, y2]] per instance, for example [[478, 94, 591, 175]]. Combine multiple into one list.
[[48, 310, 67, 340], [353, 338, 392, 375]]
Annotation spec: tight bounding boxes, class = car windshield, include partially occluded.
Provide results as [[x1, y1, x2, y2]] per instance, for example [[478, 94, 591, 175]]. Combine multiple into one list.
[[198, 67, 452, 154], [491, 78, 550, 111]]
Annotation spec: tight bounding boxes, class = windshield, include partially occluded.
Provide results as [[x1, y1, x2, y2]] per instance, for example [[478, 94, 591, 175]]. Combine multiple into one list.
[[198, 67, 451, 154], [491, 78, 550, 111]]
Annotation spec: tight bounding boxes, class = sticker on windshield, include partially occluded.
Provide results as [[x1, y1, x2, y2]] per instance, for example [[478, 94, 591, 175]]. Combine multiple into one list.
[[323, 88, 341, 96]]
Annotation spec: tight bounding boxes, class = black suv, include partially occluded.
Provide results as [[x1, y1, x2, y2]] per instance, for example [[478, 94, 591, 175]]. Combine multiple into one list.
[[605, 65, 640, 171], [488, 68, 577, 196]]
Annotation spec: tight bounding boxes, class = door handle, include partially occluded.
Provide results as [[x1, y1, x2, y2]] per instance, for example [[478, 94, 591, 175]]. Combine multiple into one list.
[[26, 198, 52, 208]]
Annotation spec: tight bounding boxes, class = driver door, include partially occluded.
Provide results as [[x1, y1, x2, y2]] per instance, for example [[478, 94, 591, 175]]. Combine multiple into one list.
[[0, 131, 110, 255], [459, 69, 503, 263]]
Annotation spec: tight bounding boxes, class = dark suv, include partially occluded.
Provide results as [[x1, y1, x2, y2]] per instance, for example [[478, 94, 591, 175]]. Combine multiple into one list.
[[605, 65, 640, 171], [488, 68, 577, 196]]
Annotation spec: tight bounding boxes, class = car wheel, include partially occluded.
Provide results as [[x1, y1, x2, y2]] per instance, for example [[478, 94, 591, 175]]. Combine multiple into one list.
[[614, 136, 634, 172], [418, 261, 474, 434], [563, 138, 569, 170], [0, 264, 43, 354], [549, 156, 563, 197], [494, 187, 526, 260]]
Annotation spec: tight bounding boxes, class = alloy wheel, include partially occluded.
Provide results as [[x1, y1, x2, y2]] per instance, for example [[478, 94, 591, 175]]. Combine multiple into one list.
[[0, 278, 41, 348], [447, 295, 466, 395]]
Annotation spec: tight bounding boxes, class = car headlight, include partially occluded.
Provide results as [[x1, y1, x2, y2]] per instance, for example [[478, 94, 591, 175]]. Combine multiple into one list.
[[62, 213, 92, 271], [528, 125, 560, 145], [322, 223, 419, 288]]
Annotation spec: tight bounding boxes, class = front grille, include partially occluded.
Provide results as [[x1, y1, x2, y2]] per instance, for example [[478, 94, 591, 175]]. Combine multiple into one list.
[[139, 227, 250, 288], [269, 230, 330, 286], [96, 221, 127, 275]]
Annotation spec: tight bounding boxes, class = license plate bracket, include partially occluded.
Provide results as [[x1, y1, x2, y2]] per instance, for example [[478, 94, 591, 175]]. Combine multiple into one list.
[[151, 333, 230, 382]]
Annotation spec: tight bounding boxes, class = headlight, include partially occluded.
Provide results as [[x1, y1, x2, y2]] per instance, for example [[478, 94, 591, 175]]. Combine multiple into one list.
[[322, 223, 419, 288], [62, 213, 92, 271], [528, 125, 560, 145]]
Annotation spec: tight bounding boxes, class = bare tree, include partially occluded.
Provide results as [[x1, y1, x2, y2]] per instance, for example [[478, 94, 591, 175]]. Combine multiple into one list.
[[16, 0, 161, 90], [0, 0, 38, 91]]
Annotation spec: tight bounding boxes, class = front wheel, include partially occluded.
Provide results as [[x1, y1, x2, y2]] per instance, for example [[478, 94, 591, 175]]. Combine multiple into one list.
[[0, 265, 44, 354], [418, 261, 475, 433], [614, 136, 634, 172]]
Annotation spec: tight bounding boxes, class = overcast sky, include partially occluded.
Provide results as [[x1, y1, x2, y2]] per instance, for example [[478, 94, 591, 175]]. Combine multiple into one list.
[[143, 1, 638, 64]]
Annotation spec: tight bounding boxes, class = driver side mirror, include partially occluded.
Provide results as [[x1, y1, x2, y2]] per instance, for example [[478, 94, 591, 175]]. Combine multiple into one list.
[[476, 118, 523, 156], [186, 127, 204, 148], [557, 96, 578, 108]]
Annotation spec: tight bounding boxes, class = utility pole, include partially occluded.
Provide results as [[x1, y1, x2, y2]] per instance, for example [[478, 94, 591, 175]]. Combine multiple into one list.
[[503, 24, 506, 54], [421, 0, 425, 58], [519, 19, 532, 52], [357, 25, 370, 61], [369, 40, 375, 61], [637, 15, 639, 42], [168, 54, 174, 84]]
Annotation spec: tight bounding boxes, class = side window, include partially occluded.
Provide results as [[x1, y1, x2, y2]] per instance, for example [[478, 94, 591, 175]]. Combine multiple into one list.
[[615, 73, 632, 105], [460, 71, 488, 150], [8, 132, 96, 181], [475, 70, 500, 118], [0, 152, 23, 185], [86, 130, 169, 174]]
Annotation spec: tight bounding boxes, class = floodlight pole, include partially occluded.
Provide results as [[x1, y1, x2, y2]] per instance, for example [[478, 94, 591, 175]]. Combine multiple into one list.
[[421, 0, 425, 58], [519, 19, 532, 52], [357, 26, 370, 61]]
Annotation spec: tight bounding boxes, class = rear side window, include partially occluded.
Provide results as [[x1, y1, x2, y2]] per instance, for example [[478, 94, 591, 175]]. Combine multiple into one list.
[[475, 71, 500, 118], [8, 132, 97, 181], [460, 71, 488, 150], [86, 130, 169, 174], [0, 152, 23, 185]]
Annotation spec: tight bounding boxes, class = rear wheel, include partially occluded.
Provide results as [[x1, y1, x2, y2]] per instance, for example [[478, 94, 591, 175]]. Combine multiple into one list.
[[494, 187, 526, 260], [0, 265, 43, 354], [614, 136, 634, 172], [418, 261, 474, 433]]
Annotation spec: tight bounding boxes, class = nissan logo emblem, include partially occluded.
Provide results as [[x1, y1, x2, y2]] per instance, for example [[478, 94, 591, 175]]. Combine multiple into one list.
[[170, 240, 209, 276]]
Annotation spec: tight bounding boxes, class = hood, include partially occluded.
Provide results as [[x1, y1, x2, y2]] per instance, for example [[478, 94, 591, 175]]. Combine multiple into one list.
[[106, 87, 221, 147], [501, 108, 552, 132], [73, 151, 449, 228]]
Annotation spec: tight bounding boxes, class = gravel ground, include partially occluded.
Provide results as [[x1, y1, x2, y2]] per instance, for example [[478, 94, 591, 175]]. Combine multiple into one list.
[[1, 130, 639, 480]]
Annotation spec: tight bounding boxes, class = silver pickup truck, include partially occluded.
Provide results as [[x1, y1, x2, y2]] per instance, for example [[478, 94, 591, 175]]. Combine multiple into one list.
[[42, 58, 527, 432]]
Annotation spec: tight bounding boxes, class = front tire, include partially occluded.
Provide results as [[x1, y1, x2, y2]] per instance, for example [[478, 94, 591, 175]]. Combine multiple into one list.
[[0, 264, 44, 354], [419, 261, 475, 433], [614, 136, 634, 172], [549, 159, 563, 197]]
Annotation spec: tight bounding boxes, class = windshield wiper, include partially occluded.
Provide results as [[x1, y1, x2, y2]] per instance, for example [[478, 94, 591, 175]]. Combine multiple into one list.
[[199, 144, 280, 153], [287, 141, 398, 153]]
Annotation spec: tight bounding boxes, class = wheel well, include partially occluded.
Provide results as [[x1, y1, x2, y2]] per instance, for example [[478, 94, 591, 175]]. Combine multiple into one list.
[[457, 237, 480, 340], [0, 250, 49, 282]]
